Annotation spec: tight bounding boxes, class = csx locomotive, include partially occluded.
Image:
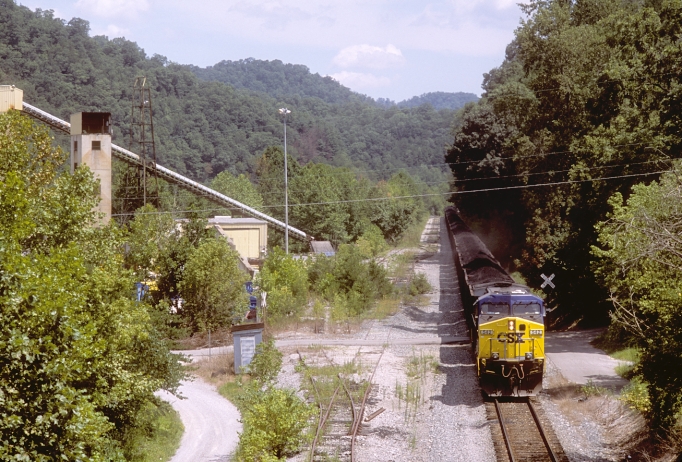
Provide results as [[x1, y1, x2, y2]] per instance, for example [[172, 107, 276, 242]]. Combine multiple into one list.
[[444, 206, 545, 397]]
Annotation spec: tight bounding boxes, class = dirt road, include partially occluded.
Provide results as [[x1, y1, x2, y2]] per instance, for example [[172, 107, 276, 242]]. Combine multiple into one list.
[[156, 378, 241, 462]]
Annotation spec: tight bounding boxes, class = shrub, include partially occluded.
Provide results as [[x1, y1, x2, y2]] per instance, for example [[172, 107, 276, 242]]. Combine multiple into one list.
[[356, 224, 388, 258], [620, 378, 651, 413], [409, 273, 433, 296], [236, 387, 315, 461], [258, 247, 308, 319], [247, 340, 283, 384]]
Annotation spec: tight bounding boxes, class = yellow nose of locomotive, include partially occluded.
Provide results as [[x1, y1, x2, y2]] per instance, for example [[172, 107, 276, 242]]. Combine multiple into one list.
[[477, 317, 545, 396]]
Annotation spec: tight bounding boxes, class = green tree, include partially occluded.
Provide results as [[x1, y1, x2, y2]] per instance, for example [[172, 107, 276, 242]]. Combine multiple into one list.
[[289, 163, 352, 244], [257, 247, 308, 319], [369, 171, 423, 243], [308, 244, 391, 316], [211, 170, 264, 211], [445, 0, 682, 325], [124, 204, 175, 281], [234, 336, 313, 461], [179, 238, 249, 331], [0, 111, 183, 459], [256, 146, 301, 220], [593, 168, 682, 432], [155, 211, 210, 304], [247, 339, 283, 384], [356, 223, 389, 258]]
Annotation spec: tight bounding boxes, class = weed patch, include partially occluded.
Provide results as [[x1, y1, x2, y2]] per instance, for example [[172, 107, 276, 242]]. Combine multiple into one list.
[[620, 378, 651, 413], [124, 400, 184, 462], [580, 380, 610, 398]]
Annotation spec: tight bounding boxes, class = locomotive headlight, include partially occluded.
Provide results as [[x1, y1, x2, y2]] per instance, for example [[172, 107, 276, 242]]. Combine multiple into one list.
[[530, 329, 543, 336], [480, 329, 494, 336], [491, 352, 500, 360], [525, 352, 533, 360], [508, 320, 515, 331]]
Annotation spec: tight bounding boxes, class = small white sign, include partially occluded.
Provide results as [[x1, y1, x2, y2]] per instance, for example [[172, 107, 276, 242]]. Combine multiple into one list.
[[541, 273, 556, 289], [241, 336, 256, 366]]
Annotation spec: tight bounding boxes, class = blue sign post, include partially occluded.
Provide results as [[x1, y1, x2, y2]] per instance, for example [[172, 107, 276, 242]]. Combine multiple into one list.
[[135, 282, 148, 302]]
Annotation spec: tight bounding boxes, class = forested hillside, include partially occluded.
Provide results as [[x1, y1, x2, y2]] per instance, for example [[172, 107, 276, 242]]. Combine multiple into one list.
[[0, 0, 458, 186], [397, 91, 479, 110], [190, 58, 366, 105], [449, 0, 682, 324], [192, 60, 478, 110]]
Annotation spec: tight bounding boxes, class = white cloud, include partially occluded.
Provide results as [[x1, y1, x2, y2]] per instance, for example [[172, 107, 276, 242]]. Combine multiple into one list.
[[90, 24, 130, 38], [229, 1, 311, 27], [329, 71, 391, 90], [156, 0, 523, 57], [495, 0, 531, 9], [74, 0, 149, 19], [332, 44, 406, 70]]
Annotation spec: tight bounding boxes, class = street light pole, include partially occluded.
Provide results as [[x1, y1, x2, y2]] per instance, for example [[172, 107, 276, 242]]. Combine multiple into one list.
[[279, 108, 291, 254]]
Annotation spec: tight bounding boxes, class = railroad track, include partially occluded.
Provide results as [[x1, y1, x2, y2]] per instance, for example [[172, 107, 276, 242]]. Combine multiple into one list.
[[310, 378, 354, 461], [305, 324, 388, 462], [486, 398, 568, 462]]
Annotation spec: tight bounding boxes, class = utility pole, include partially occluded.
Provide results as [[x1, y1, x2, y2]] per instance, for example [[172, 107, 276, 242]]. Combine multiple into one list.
[[279, 108, 291, 254]]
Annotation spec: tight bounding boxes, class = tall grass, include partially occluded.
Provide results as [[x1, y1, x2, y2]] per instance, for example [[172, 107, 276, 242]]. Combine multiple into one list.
[[125, 401, 184, 462]]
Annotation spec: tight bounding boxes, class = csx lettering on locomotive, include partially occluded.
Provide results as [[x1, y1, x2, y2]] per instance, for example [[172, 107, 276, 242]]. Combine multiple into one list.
[[497, 332, 525, 343]]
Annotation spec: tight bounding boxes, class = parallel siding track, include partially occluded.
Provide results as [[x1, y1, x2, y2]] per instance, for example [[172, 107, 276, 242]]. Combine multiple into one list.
[[306, 323, 388, 462], [487, 398, 568, 462]]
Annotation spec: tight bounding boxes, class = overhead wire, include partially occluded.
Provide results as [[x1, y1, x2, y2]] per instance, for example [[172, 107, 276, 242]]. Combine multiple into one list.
[[113, 140, 651, 185], [111, 168, 671, 217], [112, 156, 670, 203]]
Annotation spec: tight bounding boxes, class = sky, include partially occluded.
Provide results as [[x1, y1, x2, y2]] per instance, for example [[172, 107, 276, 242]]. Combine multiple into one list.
[[19, 0, 530, 102]]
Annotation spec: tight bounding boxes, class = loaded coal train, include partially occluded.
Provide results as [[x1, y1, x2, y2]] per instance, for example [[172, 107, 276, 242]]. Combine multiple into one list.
[[444, 206, 545, 397]]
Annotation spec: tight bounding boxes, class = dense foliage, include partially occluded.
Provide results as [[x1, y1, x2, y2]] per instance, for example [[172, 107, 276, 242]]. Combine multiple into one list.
[[179, 238, 249, 331], [0, 0, 457, 188], [257, 247, 310, 320], [192, 60, 478, 111], [0, 111, 183, 459], [308, 244, 393, 317], [593, 169, 682, 432], [191, 58, 365, 105], [210, 171, 265, 211], [254, 146, 439, 247], [447, 0, 682, 325]]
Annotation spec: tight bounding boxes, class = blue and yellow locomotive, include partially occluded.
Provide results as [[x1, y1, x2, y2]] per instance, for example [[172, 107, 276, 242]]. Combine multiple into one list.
[[445, 206, 545, 397]]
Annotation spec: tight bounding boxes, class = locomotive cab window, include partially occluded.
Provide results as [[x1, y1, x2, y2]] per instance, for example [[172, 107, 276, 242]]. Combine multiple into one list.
[[512, 302, 542, 315], [480, 303, 509, 315]]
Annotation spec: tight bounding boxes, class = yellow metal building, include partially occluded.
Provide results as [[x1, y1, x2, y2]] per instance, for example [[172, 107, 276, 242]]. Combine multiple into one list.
[[208, 216, 268, 262]]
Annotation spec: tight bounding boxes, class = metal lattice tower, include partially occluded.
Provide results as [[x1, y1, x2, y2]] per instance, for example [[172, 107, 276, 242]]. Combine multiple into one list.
[[129, 76, 159, 205]]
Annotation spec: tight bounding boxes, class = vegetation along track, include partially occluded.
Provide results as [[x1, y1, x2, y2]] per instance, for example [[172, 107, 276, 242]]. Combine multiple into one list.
[[486, 398, 568, 462], [306, 325, 389, 461]]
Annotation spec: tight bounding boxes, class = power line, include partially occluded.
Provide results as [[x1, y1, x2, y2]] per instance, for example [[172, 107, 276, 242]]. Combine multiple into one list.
[[112, 168, 670, 217], [112, 156, 668, 203]]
